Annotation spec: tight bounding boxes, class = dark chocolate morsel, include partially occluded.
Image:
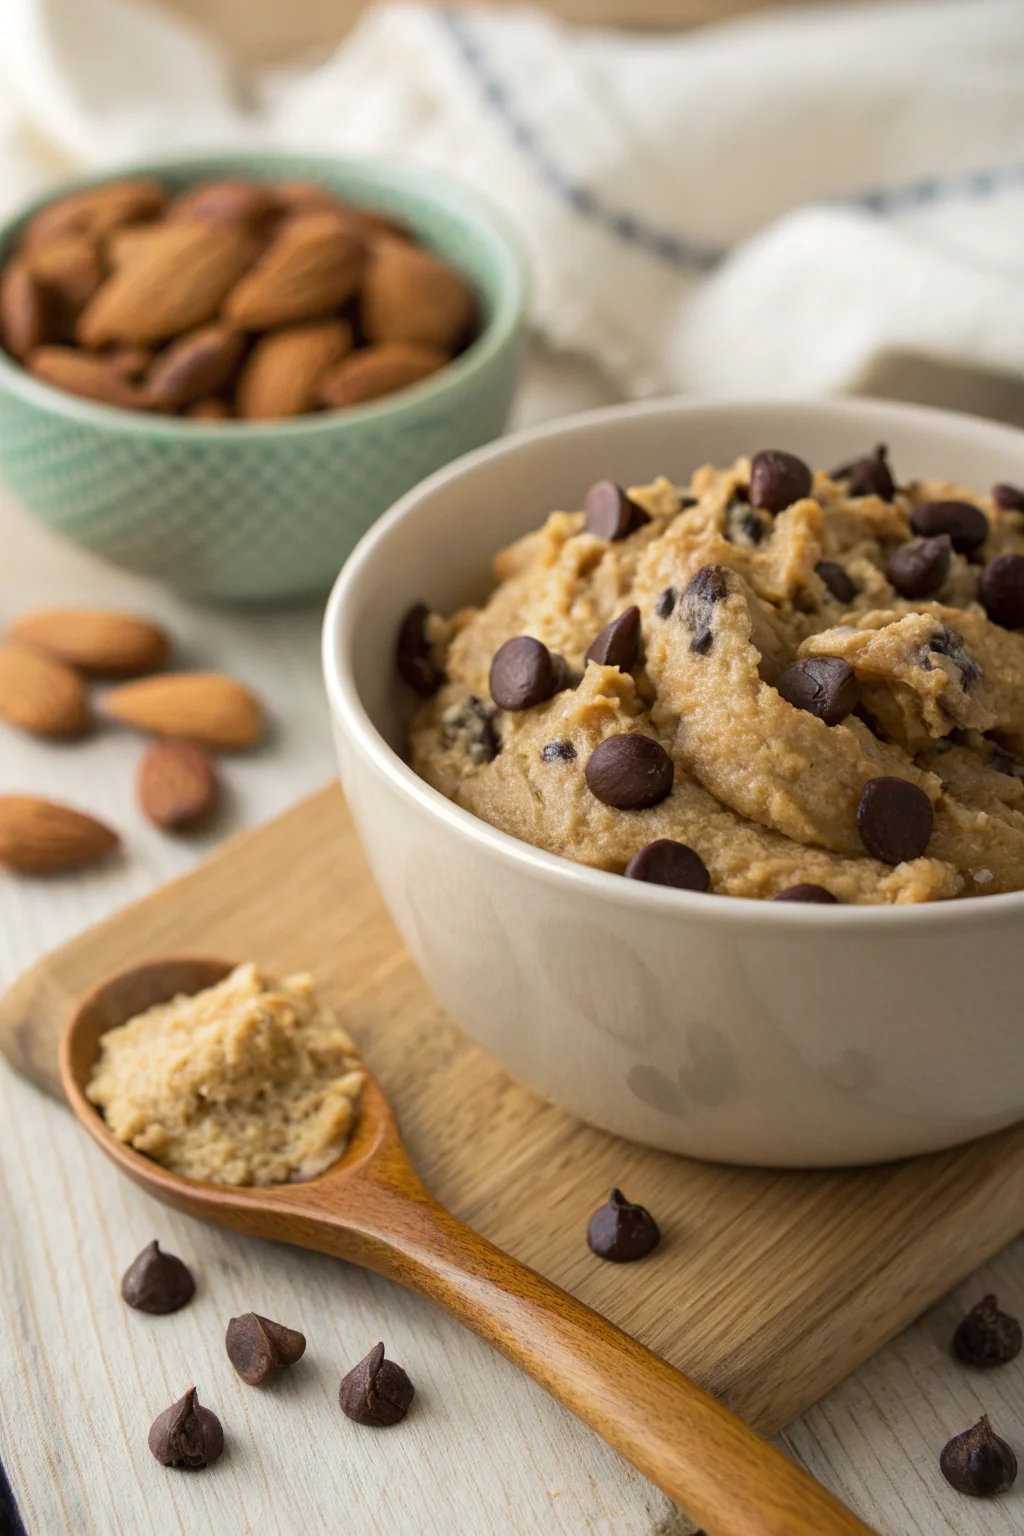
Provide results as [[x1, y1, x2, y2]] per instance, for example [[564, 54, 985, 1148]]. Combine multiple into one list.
[[772, 884, 838, 904], [541, 740, 576, 763], [396, 603, 445, 697], [585, 607, 641, 673], [587, 1188, 661, 1262], [952, 1295, 1023, 1369], [624, 839, 710, 891], [830, 444, 896, 501], [225, 1313, 306, 1386], [910, 499, 989, 556], [121, 1241, 195, 1315], [489, 636, 564, 711], [886, 534, 952, 600], [681, 564, 729, 655], [655, 586, 678, 619], [815, 560, 856, 605], [339, 1343, 414, 1427], [148, 1388, 223, 1469], [585, 734, 674, 810], [583, 480, 650, 541], [940, 1416, 1017, 1498], [776, 656, 859, 727], [978, 553, 1024, 629], [992, 482, 1024, 512], [749, 450, 813, 514], [856, 776, 934, 864]]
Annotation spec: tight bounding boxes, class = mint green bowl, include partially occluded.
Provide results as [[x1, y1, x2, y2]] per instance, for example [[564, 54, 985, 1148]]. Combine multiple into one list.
[[0, 153, 529, 603]]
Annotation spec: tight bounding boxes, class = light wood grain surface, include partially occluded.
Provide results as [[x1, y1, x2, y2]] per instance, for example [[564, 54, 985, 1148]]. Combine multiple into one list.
[[2, 346, 1024, 1535]]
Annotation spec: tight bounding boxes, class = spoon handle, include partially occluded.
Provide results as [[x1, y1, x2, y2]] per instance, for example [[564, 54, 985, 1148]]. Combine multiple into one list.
[[361, 1191, 875, 1536]]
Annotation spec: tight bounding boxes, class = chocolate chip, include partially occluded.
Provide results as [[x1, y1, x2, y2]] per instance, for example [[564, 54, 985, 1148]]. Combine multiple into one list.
[[978, 552, 1024, 629], [725, 498, 770, 546], [396, 603, 445, 697], [655, 586, 678, 619], [992, 483, 1024, 511], [815, 561, 857, 604], [440, 694, 499, 763], [541, 740, 576, 763], [924, 626, 981, 690], [910, 500, 989, 556], [225, 1313, 306, 1386], [339, 1343, 414, 1427], [148, 1388, 223, 1469], [886, 534, 952, 599], [583, 480, 650, 541], [772, 884, 838, 903], [585, 734, 674, 810], [678, 494, 698, 509], [121, 1241, 194, 1315], [624, 839, 709, 891], [489, 636, 564, 711], [776, 657, 859, 726], [585, 607, 641, 672], [830, 444, 896, 501], [587, 1189, 660, 1262], [681, 564, 729, 655], [940, 1416, 1017, 1498], [857, 776, 933, 863], [991, 745, 1024, 778], [750, 450, 812, 513], [952, 1295, 1022, 1368]]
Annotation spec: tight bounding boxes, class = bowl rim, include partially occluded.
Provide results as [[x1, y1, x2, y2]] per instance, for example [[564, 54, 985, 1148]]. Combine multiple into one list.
[[323, 392, 1024, 930], [0, 150, 530, 436]]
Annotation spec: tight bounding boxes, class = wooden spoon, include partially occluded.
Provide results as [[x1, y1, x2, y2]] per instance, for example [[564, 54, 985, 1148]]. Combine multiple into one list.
[[61, 957, 876, 1536]]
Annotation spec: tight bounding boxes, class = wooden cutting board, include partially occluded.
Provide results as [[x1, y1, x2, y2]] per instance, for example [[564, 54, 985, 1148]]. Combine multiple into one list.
[[3, 780, 1024, 1438]]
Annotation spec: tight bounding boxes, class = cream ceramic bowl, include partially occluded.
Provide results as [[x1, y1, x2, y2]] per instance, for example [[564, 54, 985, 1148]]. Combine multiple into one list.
[[323, 396, 1024, 1168]]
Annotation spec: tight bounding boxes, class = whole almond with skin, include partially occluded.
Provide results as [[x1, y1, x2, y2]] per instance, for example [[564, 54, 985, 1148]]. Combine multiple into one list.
[[103, 673, 265, 749], [169, 179, 283, 235], [104, 344, 153, 380], [105, 224, 166, 270], [362, 239, 475, 351], [24, 237, 105, 320], [138, 739, 218, 829], [28, 347, 147, 410], [8, 608, 169, 678], [277, 182, 410, 243], [144, 325, 245, 410], [22, 179, 166, 252], [78, 222, 257, 347], [223, 213, 366, 330], [236, 319, 352, 419], [319, 343, 448, 409], [0, 262, 51, 359], [0, 645, 89, 737], [0, 796, 118, 873]]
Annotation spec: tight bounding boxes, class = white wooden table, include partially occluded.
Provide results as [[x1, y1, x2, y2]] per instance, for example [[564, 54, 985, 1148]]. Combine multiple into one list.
[[1, 346, 1022, 1536]]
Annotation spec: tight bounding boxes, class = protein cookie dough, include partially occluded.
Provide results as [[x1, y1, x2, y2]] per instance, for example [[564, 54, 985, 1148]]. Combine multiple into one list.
[[86, 964, 365, 1184], [403, 448, 1024, 904]]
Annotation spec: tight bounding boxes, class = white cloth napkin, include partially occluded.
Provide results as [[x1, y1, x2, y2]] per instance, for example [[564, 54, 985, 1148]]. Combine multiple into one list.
[[1, 0, 1024, 417]]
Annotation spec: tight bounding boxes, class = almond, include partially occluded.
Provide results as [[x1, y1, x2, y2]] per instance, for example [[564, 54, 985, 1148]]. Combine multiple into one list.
[[8, 608, 169, 678], [223, 213, 365, 330], [77, 222, 257, 347], [319, 343, 448, 409], [169, 179, 283, 235], [277, 182, 411, 242], [103, 673, 265, 749], [104, 343, 153, 380], [0, 644, 90, 737], [22, 178, 166, 252], [186, 395, 231, 421], [0, 796, 118, 873], [24, 236, 105, 320], [28, 347, 148, 410], [138, 739, 218, 829], [0, 261, 51, 359], [144, 325, 245, 410], [362, 239, 475, 351], [235, 318, 352, 419]]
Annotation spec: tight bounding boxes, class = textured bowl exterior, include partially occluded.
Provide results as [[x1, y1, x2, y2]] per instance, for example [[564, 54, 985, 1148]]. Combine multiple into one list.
[[0, 154, 528, 603], [324, 396, 1024, 1168]]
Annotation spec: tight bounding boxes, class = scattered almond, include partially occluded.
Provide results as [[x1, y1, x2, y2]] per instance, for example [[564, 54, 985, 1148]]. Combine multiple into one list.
[[144, 325, 245, 410], [236, 319, 352, 419], [0, 644, 90, 737], [22, 178, 166, 252], [8, 608, 169, 678], [0, 262, 51, 360], [0, 795, 118, 872], [28, 347, 147, 410], [362, 238, 476, 351], [24, 237, 105, 321], [223, 213, 365, 330], [169, 178, 283, 235], [138, 739, 219, 829], [319, 343, 449, 409], [103, 672, 265, 749]]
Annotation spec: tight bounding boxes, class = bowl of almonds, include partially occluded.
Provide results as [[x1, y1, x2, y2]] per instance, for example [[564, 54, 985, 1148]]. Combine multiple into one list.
[[0, 154, 528, 603]]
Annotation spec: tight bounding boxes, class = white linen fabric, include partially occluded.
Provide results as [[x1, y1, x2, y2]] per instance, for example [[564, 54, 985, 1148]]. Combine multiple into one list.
[[0, 0, 1023, 414]]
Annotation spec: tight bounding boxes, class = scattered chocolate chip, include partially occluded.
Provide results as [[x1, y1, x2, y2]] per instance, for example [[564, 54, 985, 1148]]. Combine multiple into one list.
[[978, 552, 1024, 629], [585, 607, 641, 672], [886, 534, 952, 600], [148, 1387, 223, 1469], [952, 1295, 1022, 1368], [624, 839, 709, 891], [541, 740, 576, 763], [396, 603, 445, 697], [339, 1343, 414, 1426], [924, 626, 981, 690], [940, 1416, 1017, 1498], [857, 776, 934, 864], [225, 1313, 307, 1386], [816, 560, 857, 605], [583, 480, 650, 541], [992, 483, 1024, 512], [655, 586, 678, 619], [587, 1189, 661, 1262], [750, 450, 813, 513], [121, 1241, 195, 1315], [725, 498, 770, 546], [585, 734, 674, 810], [910, 500, 989, 556], [772, 884, 838, 903], [776, 657, 859, 726], [682, 564, 729, 655], [489, 636, 564, 711], [830, 444, 896, 501], [440, 694, 499, 763]]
